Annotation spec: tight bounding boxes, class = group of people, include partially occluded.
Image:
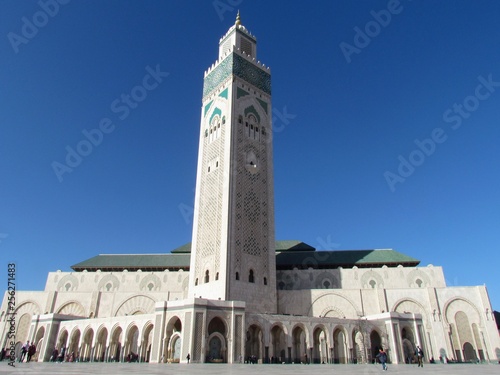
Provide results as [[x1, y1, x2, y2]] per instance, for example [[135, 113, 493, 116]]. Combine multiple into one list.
[[376, 344, 425, 371], [18, 341, 37, 362], [126, 352, 139, 362], [50, 346, 77, 362]]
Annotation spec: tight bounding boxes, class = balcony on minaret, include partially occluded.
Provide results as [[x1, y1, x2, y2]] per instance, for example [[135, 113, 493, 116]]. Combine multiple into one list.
[[218, 11, 257, 60]]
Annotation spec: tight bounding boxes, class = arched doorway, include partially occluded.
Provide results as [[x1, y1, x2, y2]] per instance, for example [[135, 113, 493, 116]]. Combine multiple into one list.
[[33, 326, 45, 362], [245, 324, 263, 363], [170, 334, 181, 362], [292, 325, 306, 363], [57, 330, 68, 352], [81, 328, 94, 362], [109, 326, 123, 362], [270, 325, 286, 363], [94, 328, 108, 362], [370, 330, 382, 362], [401, 327, 416, 364], [83, 328, 94, 362], [125, 325, 139, 361], [402, 339, 415, 364], [454, 311, 477, 362], [208, 335, 223, 361], [206, 317, 227, 362], [68, 329, 80, 361], [313, 326, 328, 364], [333, 328, 347, 364], [463, 342, 477, 362], [142, 323, 154, 362], [164, 317, 182, 363]]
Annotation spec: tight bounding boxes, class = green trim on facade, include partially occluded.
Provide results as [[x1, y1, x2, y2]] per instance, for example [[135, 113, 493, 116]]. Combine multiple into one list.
[[203, 53, 271, 98], [209, 107, 222, 124], [244, 105, 260, 123], [219, 88, 228, 99], [256, 98, 268, 114], [237, 87, 249, 98], [203, 54, 233, 98], [204, 100, 213, 117], [233, 53, 271, 95]]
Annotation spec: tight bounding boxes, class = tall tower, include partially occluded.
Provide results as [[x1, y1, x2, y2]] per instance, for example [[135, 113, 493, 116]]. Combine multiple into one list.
[[188, 13, 277, 313]]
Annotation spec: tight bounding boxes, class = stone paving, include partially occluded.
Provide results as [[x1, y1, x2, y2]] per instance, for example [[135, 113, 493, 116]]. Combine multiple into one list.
[[0, 362, 499, 375]]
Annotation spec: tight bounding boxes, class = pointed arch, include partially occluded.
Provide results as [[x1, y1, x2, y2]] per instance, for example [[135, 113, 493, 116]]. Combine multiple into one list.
[[109, 324, 123, 362], [270, 323, 287, 363], [332, 325, 348, 364], [94, 325, 108, 362], [33, 326, 45, 362], [245, 323, 264, 363], [141, 321, 154, 362], [81, 326, 94, 361], [291, 323, 308, 363], [312, 324, 329, 364]]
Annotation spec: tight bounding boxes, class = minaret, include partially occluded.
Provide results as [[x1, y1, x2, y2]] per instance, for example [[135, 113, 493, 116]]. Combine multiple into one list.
[[188, 13, 276, 313]]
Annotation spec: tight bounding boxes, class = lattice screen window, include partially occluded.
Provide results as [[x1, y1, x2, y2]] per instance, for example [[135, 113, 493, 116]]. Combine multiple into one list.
[[193, 313, 204, 361], [222, 40, 231, 56], [240, 37, 253, 56]]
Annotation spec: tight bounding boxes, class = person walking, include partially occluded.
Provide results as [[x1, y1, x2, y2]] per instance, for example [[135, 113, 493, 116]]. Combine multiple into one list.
[[51, 347, 58, 362], [27, 343, 36, 362], [186, 353, 190, 363], [376, 348, 388, 371], [19, 341, 29, 362], [416, 345, 424, 367]]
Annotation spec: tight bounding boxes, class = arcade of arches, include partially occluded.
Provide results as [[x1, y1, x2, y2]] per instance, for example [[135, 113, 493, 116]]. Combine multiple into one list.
[[4, 301, 499, 365]]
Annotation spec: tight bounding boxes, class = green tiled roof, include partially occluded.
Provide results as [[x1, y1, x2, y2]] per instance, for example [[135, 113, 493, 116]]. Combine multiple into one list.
[[71, 242, 419, 272], [276, 249, 419, 269], [275, 240, 315, 252], [171, 243, 192, 254]]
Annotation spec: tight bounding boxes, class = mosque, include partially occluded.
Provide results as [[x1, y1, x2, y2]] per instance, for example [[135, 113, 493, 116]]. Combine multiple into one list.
[[1, 14, 499, 365]]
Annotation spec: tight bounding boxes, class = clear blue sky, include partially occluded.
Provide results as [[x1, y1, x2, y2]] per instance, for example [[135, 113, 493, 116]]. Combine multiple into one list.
[[1, 1, 499, 309]]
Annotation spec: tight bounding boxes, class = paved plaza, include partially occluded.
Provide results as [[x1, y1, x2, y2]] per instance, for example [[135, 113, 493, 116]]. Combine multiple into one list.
[[0, 363, 498, 375]]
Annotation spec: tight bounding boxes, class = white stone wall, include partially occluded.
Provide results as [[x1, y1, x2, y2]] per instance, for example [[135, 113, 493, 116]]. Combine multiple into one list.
[[276, 264, 446, 291], [44, 270, 188, 294]]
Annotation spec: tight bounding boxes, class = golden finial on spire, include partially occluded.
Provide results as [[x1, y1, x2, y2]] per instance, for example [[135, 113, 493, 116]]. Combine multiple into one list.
[[235, 10, 241, 26]]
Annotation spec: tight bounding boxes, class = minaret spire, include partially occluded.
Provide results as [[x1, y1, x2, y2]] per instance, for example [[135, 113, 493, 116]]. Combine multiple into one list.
[[235, 10, 241, 26]]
